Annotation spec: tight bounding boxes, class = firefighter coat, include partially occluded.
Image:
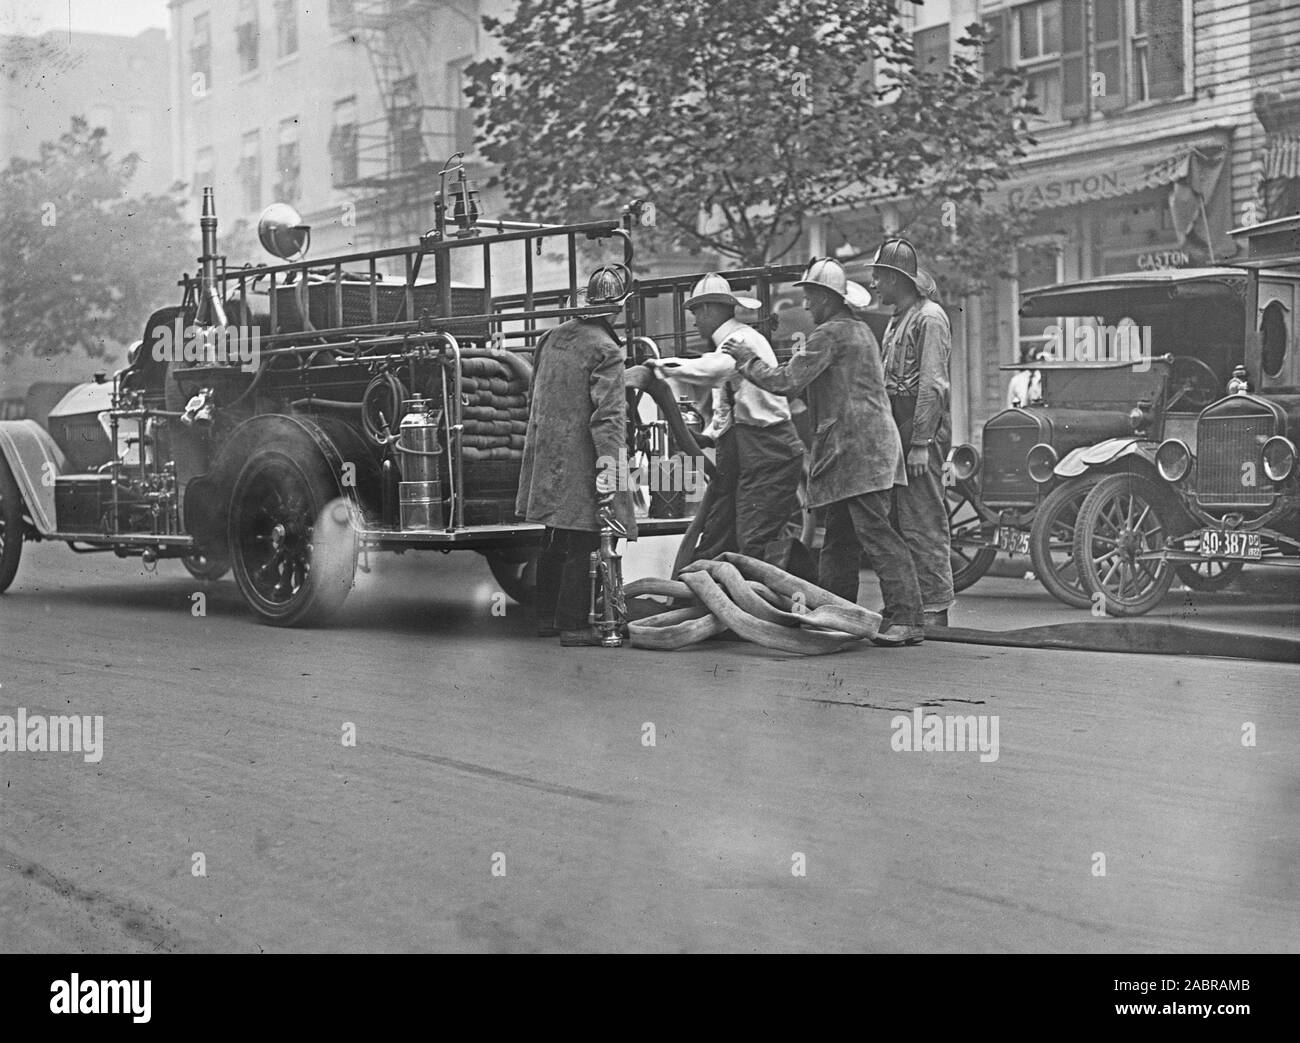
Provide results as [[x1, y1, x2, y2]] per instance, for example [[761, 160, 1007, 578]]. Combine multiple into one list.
[[732, 311, 906, 508], [516, 316, 638, 536]]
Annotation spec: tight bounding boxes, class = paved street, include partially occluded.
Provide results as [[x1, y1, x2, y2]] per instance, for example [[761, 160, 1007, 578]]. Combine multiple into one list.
[[1, 537, 1297, 953]]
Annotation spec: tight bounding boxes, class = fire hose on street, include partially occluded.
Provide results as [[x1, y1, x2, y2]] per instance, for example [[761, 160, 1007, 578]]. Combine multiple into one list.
[[624, 552, 881, 654]]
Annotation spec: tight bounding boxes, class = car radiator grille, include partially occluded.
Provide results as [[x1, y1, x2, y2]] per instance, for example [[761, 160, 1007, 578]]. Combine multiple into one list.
[[1195, 412, 1275, 509], [982, 425, 1038, 501]]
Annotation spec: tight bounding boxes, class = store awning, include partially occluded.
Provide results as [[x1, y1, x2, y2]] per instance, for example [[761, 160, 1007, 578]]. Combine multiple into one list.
[[991, 144, 1227, 211], [1263, 135, 1300, 180]]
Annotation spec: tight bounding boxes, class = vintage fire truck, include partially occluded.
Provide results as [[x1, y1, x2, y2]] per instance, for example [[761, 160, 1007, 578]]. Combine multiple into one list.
[[946, 268, 1243, 607], [0, 161, 716, 626], [1072, 215, 1300, 615]]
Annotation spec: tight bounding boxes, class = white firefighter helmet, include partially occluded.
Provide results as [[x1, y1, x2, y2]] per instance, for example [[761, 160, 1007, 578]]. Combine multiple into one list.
[[683, 273, 762, 311], [794, 257, 850, 301]]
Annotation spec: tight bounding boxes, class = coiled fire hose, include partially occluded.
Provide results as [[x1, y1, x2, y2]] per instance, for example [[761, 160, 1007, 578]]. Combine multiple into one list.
[[625, 553, 881, 655]]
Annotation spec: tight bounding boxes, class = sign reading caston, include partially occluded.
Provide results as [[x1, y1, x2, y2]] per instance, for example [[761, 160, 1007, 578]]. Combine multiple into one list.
[[1008, 171, 1124, 209]]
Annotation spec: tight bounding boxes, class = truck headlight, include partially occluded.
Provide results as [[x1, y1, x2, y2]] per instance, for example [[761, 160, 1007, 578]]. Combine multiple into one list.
[[1026, 442, 1057, 484], [1156, 439, 1192, 483], [1262, 436, 1297, 482], [947, 443, 980, 481]]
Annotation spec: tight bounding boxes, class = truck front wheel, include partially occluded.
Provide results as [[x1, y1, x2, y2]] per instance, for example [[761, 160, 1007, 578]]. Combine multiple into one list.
[[228, 448, 356, 626]]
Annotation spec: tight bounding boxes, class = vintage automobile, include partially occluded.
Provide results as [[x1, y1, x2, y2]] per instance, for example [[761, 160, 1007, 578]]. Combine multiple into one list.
[[0, 159, 711, 626], [946, 268, 1243, 607], [1073, 215, 1300, 615]]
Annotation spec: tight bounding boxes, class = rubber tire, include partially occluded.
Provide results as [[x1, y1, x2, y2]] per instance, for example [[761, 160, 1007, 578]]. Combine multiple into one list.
[[1029, 475, 1101, 608], [947, 483, 996, 593], [0, 458, 25, 593], [1174, 558, 1245, 592], [1072, 472, 1175, 617], [228, 448, 357, 626], [182, 550, 231, 582], [486, 548, 538, 605]]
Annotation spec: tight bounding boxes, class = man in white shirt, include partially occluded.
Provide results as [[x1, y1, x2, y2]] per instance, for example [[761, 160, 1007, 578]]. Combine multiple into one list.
[[648, 273, 805, 562]]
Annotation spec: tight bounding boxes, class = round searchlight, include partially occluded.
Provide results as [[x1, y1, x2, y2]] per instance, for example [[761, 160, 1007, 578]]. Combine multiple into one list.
[[1156, 439, 1193, 483]]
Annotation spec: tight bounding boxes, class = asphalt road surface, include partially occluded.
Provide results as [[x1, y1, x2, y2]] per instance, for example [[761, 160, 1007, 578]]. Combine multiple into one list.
[[2, 538, 1297, 953]]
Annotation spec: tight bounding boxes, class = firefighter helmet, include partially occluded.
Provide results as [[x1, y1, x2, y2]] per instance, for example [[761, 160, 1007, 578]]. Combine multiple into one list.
[[794, 257, 850, 301], [586, 263, 633, 305], [683, 273, 762, 311]]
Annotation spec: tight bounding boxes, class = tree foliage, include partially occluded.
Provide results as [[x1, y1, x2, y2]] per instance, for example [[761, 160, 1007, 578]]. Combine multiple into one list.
[[0, 118, 195, 360], [467, 0, 1039, 287]]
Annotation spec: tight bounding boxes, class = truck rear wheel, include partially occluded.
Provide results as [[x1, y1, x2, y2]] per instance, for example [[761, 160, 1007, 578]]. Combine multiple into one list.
[[228, 448, 356, 626], [1029, 475, 1099, 608], [0, 459, 25, 593], [1072, 473, 1174, 617]]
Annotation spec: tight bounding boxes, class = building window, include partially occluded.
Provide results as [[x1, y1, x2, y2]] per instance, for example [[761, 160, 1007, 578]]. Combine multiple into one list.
[[274, 0, 298, 58], [328, 0, 355, 31], [275, 118, 301, 204], [330, 97, 359, 185], [190, 12, 211, 92], [1129, 0, 1187, 103], [391, 75, 424, 172], [236, 0, 259, 75], [998, 0, 1186, 122], [913, 24, 950, 71], [238, 131, 261, 213]]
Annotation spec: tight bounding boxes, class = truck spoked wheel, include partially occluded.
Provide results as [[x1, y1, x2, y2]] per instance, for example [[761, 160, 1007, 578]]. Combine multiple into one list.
[[1072, 473, 1174, 617], [1029, 475, 1100, 608], [947, 484, 995, 593], [1174, 558, 1244, 592], [0, 459, 25, 593], [229, 449, 356, 626], [485, 547, 538, 605]]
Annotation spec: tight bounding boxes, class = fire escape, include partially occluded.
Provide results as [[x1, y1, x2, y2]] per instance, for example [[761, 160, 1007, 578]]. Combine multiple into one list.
[[330, 0, 477, 248]]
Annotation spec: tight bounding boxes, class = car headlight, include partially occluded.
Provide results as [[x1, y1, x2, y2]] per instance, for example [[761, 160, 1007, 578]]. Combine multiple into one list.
[[947, 443, 980, 481], [1262, 436, 1297, 483], [1026, 442, 1058, 484], [1156, 438, 1192, 483]]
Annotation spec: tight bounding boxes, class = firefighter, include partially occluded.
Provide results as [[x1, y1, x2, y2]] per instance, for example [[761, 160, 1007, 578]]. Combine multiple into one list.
[[646, 273, 804, 563], [724, 257, 925, 646], [867, 237, 955, 628], [516, 266, 637, 646]]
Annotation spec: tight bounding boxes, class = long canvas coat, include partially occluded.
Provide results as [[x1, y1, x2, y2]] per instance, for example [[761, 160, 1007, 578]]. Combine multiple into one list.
[[516, 317, 638, 537], [734, 311, 906, 508]]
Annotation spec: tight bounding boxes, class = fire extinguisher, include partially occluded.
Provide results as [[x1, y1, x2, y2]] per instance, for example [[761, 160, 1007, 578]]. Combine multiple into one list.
[[397, 395, 444, 530]]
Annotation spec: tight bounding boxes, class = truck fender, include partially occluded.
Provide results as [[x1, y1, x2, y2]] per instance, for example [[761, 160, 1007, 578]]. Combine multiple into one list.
[[1054, 437, 1156, 479], [184, 413, 381, 547], [0, 419, 66, 534]]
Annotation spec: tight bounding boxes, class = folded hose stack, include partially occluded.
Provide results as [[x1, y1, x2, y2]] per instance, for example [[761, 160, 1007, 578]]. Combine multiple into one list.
[[458, 354, 533, 462], [625, 553, 881, 655]]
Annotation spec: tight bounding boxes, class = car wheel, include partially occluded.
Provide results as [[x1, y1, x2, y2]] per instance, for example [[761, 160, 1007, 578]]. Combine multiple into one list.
[[1174, 558, 1244, 592], [228, 448, 356, 626], [0, 459, 25, 593], [1072, 472, 1175, 617], [1029, 475, 1100, 608], [485, 547, 538, 605], [947, 483, 996, 593]]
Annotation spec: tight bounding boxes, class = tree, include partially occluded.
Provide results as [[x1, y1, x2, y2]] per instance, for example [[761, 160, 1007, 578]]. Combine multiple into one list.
[[467, 0, 1039, 288], [0, 117, 196, 360]]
